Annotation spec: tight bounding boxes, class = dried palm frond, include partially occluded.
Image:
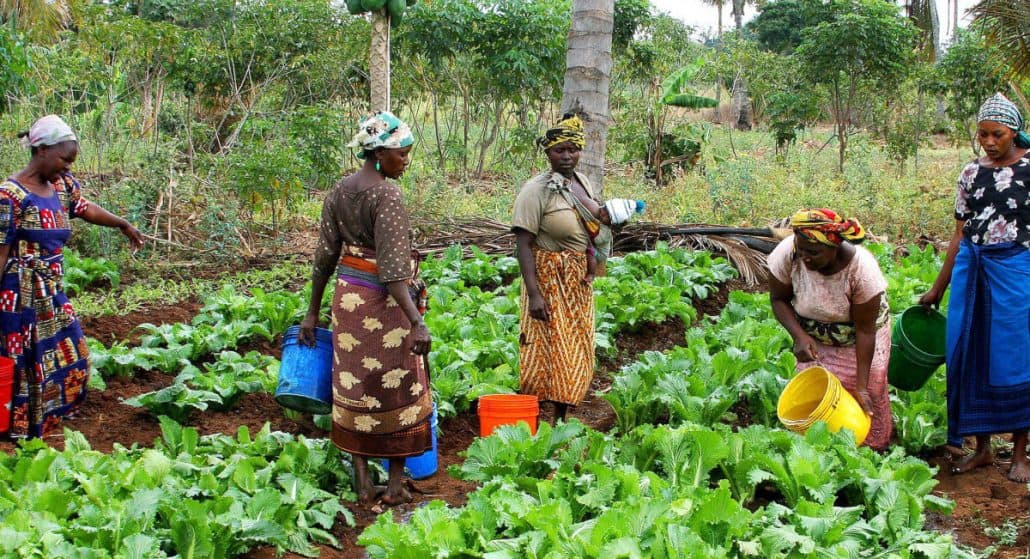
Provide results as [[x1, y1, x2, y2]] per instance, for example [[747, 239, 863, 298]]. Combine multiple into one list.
[[415, 218, 775, 286], [0, 0, 71, 43], [970, 0, 1030, 78]]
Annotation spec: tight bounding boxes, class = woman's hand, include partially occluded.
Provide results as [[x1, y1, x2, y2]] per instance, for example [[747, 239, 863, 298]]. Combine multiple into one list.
[[528, 293, 551, 322], [410, 321, 431, 355], [792, 334, 820, 362], [119, 222, 145, 252], [853, 387, 875, 416], [918, 286, 944, 309], [298, 312, 319, 347]]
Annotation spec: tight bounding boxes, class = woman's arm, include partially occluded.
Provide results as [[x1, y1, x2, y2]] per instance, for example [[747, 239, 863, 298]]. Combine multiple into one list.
[[300, 193, 342, 346], [850, 293, 882, 415], [80, 203, 144, 250], [769, 274, 819, 362], [300, 272, 330, 346], [0, 244, 9, 280], [515, 229, 550, 321], [919, 220, 964, 307]]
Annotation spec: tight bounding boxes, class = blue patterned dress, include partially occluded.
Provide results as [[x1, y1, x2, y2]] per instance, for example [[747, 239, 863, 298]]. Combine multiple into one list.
[[1, 173, 91, 438]]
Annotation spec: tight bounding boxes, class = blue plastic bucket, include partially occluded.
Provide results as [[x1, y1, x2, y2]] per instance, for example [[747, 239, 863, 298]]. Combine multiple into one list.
[[381, 402, 438, 479], [275, 325, 333, 414]]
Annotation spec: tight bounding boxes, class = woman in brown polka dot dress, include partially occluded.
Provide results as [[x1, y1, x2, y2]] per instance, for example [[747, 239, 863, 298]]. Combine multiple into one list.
[[300, 111, 431, 506]]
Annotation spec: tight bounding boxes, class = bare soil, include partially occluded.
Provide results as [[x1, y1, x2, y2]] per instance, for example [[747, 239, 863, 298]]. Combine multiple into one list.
[[2, 277, 1028, 558]]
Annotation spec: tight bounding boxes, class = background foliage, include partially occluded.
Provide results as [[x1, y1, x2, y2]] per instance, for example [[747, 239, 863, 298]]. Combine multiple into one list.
[[0, 0, 1018, 261]]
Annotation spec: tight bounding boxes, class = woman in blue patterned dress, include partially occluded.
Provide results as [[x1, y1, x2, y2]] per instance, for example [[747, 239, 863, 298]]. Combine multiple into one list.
[[920, 94, 1030, 482], [2, 115, 144, 439]]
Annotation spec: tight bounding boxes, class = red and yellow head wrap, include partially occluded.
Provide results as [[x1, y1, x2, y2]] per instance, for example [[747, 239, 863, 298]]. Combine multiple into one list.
[[789, 208, 865, 246]]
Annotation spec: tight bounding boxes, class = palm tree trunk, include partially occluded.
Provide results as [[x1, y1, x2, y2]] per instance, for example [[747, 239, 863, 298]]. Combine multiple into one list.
[[729, 0, 750, 130], [561, 0, 614, 198], [731, 73, 751, 130], [952, 0, 958, 38], [713, 3, 723, 123], [731, 0, 745, 30], [370, 11, 391, 111]]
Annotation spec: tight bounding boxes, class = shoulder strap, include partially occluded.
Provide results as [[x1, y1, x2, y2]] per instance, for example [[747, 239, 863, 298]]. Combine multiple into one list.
[[555, 183, 601, 239]]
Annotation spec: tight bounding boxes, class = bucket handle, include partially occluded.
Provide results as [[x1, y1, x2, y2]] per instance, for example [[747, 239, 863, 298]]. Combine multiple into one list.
[[422, 353, 432, 383]]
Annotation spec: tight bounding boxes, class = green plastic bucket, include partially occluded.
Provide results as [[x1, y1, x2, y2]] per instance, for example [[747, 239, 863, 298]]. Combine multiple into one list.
[[888, 306, 947, 391]]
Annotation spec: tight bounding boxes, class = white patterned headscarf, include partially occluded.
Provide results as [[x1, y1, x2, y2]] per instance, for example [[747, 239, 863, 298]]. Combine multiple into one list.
[[978, 93, 1023, 129], [19, 115, 77, 149], [346, 110, 414, 158], [977, 93, 1030, 148]]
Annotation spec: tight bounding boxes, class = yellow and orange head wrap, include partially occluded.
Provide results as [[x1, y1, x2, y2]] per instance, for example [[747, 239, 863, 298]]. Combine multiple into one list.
[[790, 208, 865, 246], [537, 113, 586, 150]]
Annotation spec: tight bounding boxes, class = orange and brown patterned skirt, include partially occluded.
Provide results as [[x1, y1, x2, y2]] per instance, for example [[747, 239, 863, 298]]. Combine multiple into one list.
[[330, 273, 432, 458], [518, 248, 595, 405]]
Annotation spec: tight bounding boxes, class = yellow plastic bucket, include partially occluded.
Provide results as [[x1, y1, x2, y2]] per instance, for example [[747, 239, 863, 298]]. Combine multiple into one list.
[[776, 366, 871, 446]]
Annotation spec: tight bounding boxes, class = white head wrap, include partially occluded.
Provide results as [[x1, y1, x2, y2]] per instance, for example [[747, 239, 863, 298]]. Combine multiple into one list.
[[20, 115, 77, 150], [346, 110, 414, 158], [604, 199, 645, 225]]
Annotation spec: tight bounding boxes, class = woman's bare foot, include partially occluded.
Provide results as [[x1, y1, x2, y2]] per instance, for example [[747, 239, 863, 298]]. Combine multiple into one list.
[[944, 444, 968, 458], [357, 484, 386, 504], [951, 450, 993, 474], [1008, 459, 1030, 482], [380, 486, 412, 506]]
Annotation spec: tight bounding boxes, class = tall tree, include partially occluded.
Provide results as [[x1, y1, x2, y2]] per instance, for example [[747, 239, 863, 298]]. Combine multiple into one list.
[[562, 0, 614, 197], [730, 0, 748, 29], [905, 0, 941, 60], [702, 0, 726, 36], [796, 0, 916, 171], [701, 0, 726, 121], [729, 0, 753, 130], [370, 11, 391, 111], [952, 0, 958, 38]]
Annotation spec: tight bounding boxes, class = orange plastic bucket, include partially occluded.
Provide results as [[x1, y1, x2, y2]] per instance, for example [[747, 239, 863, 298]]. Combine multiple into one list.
[[477, 394, 539, 437], [0, 356, 14, 434]]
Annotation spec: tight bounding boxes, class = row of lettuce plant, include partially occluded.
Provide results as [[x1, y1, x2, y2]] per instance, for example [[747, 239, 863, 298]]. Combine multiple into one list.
[[88, 244, 737, 422], [425, 243, 736, 418], [85, 243, 948, 452], [356, 246, 969, 557], [603, 290, 794, 434], [123, 350, 280, 422], [359, 420, 971, 558], [605, 244, 952, 454], [0, 419, 354, 557], [63, 249, 121, 296]]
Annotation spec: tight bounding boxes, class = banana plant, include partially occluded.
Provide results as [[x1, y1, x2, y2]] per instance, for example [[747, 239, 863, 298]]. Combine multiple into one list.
[[649, 58, 719, 186], [661, 58, 719, 110]]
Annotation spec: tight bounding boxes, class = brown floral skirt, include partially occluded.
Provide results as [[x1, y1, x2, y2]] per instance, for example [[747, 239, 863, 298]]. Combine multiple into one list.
[[330, 275, 431, 458]]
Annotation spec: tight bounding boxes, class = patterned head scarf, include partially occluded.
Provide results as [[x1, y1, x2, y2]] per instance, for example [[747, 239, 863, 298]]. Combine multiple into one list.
[[790, 208, 865, 246], [604, 199, 645, 225], [977, 93, 1030, 149], [537, 113, 586, 150], [347, 110, 414, 158], [19, 115, 77, 150]]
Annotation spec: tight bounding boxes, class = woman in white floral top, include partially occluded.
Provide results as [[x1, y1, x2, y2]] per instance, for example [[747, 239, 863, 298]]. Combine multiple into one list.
[[920, 93, 1030, 483]]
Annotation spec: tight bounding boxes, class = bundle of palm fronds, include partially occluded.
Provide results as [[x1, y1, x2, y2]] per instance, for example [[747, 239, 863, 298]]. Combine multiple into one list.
[[415, 218, 788, 285]]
